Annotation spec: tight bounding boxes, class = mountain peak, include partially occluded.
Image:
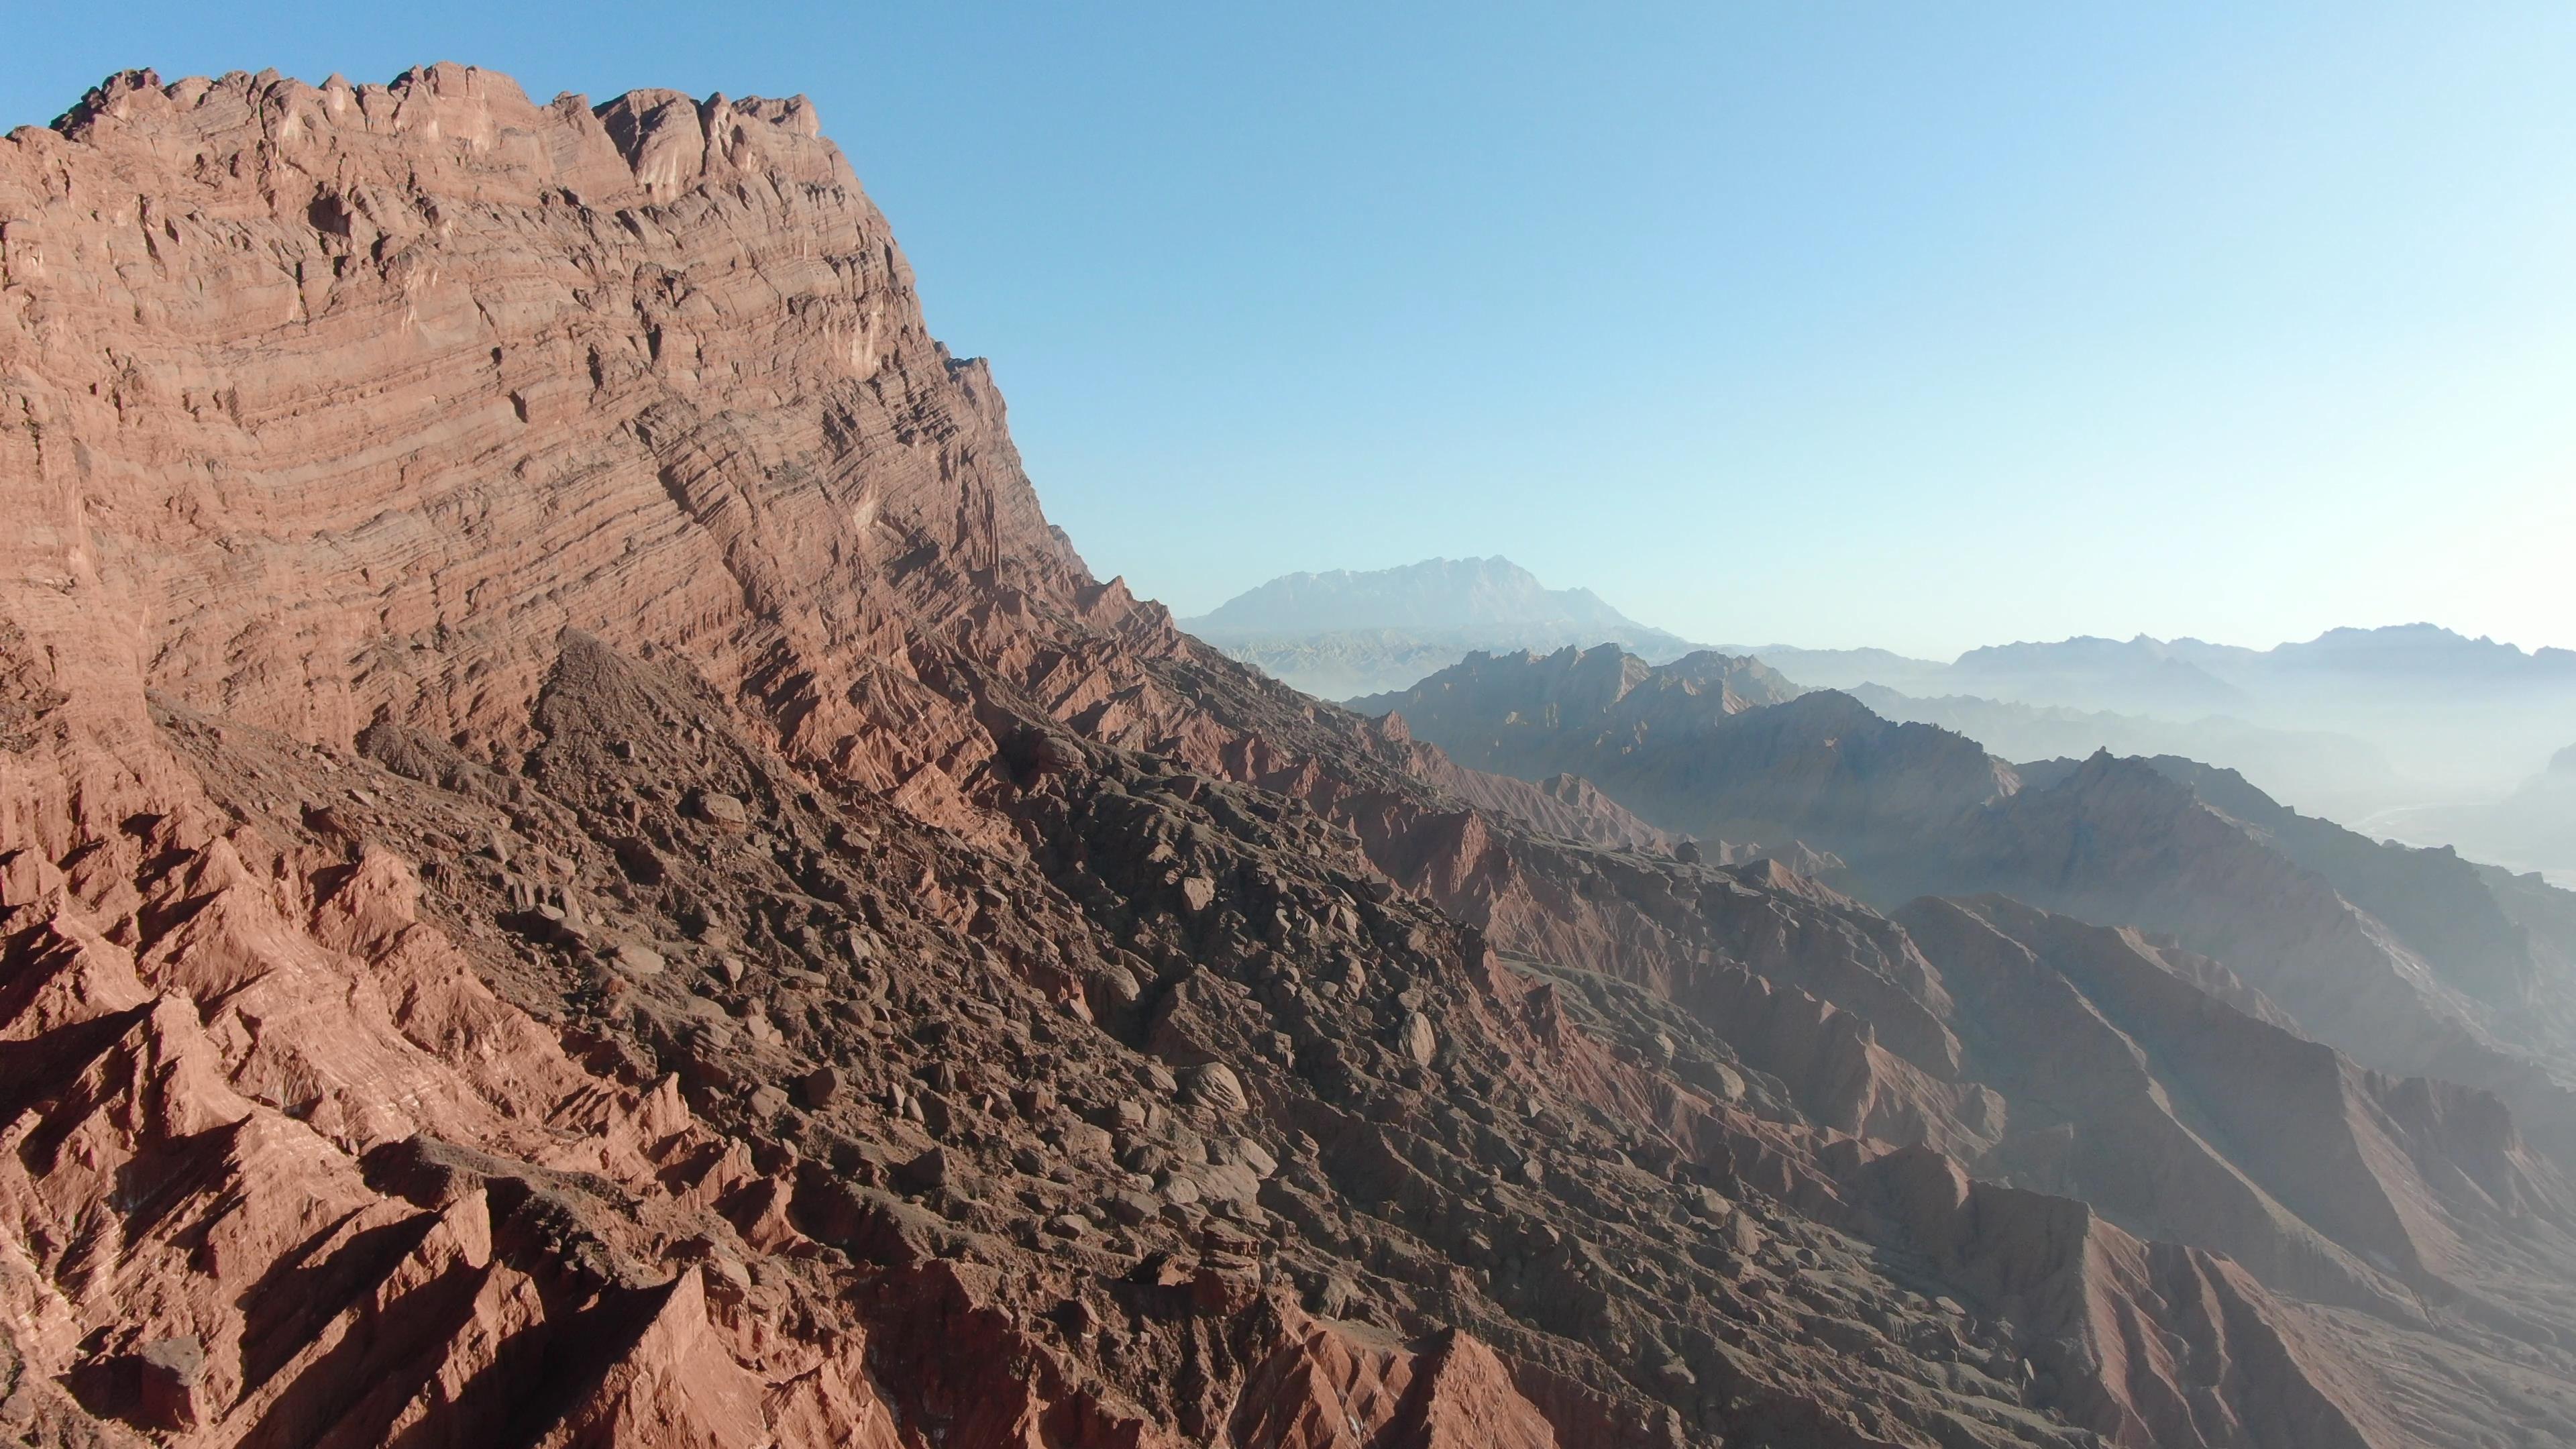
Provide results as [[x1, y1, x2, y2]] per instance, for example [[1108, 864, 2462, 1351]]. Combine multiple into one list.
[[1178, 556, 1701, 697], [1183, 555, 1656, 637]]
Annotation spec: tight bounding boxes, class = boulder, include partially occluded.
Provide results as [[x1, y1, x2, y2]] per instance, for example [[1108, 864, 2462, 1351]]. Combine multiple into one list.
[[1399, 1012, 1438, 1068], [898, 1146, 963, 1196], [1184, 1063, 1250, 1115], [689, 790, 751, 828], [137, 1336, 205, 1430]]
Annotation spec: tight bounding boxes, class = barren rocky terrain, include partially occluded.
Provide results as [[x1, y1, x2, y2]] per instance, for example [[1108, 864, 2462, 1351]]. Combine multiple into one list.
[[5, 64, 2575, 1448]]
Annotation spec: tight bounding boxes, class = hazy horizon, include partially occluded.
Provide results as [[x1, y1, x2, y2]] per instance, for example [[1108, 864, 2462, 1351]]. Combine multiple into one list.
[[1187, 553, 2576, 861], [1183, 553, 2567, 663]]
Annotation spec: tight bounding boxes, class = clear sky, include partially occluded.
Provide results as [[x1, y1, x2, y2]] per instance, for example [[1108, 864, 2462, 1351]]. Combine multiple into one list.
[[10, 3, 2573, 658]]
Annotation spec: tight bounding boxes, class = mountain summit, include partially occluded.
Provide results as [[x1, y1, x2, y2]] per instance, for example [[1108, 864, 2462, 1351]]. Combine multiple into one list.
[[1187, 555, 1666, 637], [1183, 556, 1699, 696]]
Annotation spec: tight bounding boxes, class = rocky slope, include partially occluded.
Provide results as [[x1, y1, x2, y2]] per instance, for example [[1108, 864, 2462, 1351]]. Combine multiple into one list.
[[2110, 757, 2541, 1011], [5, 63, 2575, 1449]]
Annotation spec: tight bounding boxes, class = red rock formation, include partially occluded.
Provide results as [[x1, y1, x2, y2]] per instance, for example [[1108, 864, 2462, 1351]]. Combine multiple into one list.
[[5, 62, 2569, 1449], [1232, 1317, 1570, 1449], [1852, 1147, 2400, 1449]]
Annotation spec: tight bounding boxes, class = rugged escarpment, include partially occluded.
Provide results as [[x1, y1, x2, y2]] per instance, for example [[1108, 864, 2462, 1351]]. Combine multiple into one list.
[[6, 64, 2576, 1449]]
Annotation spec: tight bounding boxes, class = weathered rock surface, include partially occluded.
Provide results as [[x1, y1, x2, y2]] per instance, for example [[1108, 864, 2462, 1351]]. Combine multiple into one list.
[[5, 62, 2574, 1449]]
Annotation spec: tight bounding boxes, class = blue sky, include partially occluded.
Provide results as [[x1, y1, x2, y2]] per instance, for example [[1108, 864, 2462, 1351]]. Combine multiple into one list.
[[9, 3, 2572, 657]]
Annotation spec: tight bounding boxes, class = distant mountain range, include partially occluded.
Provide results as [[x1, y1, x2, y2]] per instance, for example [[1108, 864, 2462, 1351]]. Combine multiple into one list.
[[1740, 625, 2576, 828], [1190, 557, 2574, 872], [1355, 645, 2576, 1162], [1840, 686, 2402, 822], [1181, 557, 1697, 697], [1748, 625, 2576, 721]]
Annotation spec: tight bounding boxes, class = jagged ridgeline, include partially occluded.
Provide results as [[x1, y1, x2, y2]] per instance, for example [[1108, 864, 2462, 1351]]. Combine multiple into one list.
[[5, 64, 2575, 1449]]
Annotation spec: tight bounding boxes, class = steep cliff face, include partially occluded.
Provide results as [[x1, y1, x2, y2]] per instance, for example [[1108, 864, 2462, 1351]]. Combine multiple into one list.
[[1, 62, 1118, 849], [5, 64, 2575, 1449]]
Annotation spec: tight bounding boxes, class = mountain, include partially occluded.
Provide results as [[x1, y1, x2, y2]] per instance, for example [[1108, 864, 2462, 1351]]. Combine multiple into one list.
[[1182, 557, 1699, 696], [2159, 625, 2576, 804], [1347, 644, 1807, 769], [2125, 755, 2540, 1006], [1845, 685, 2404, 820], [2217, 623, 2576, 694], [1189, 555, 1677, 638], [1704, 642, 1951, 695], [1715, 633, 2259, 718], [1352, 651, 2005, 857], [1205, 587, 2560, 841], [2371, 742, 2576, 886], [1945, 624, 2576, 714], [1945, 634, 2251, 716], [1724, 625, 2576, 828], [10, 63, 2576, 1449], [1372, 649, 2576, 1163]]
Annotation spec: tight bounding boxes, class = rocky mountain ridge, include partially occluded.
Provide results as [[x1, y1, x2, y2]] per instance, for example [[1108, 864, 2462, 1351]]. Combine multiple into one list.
[[1763, 625, 2576, 708], [4, 63, 2574, 1449], [1368, 650, 2576, 1163], [1201, 572, 2568, 836], [1741, 627, 2576, 817], [1843, 686, 2400, 821]]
